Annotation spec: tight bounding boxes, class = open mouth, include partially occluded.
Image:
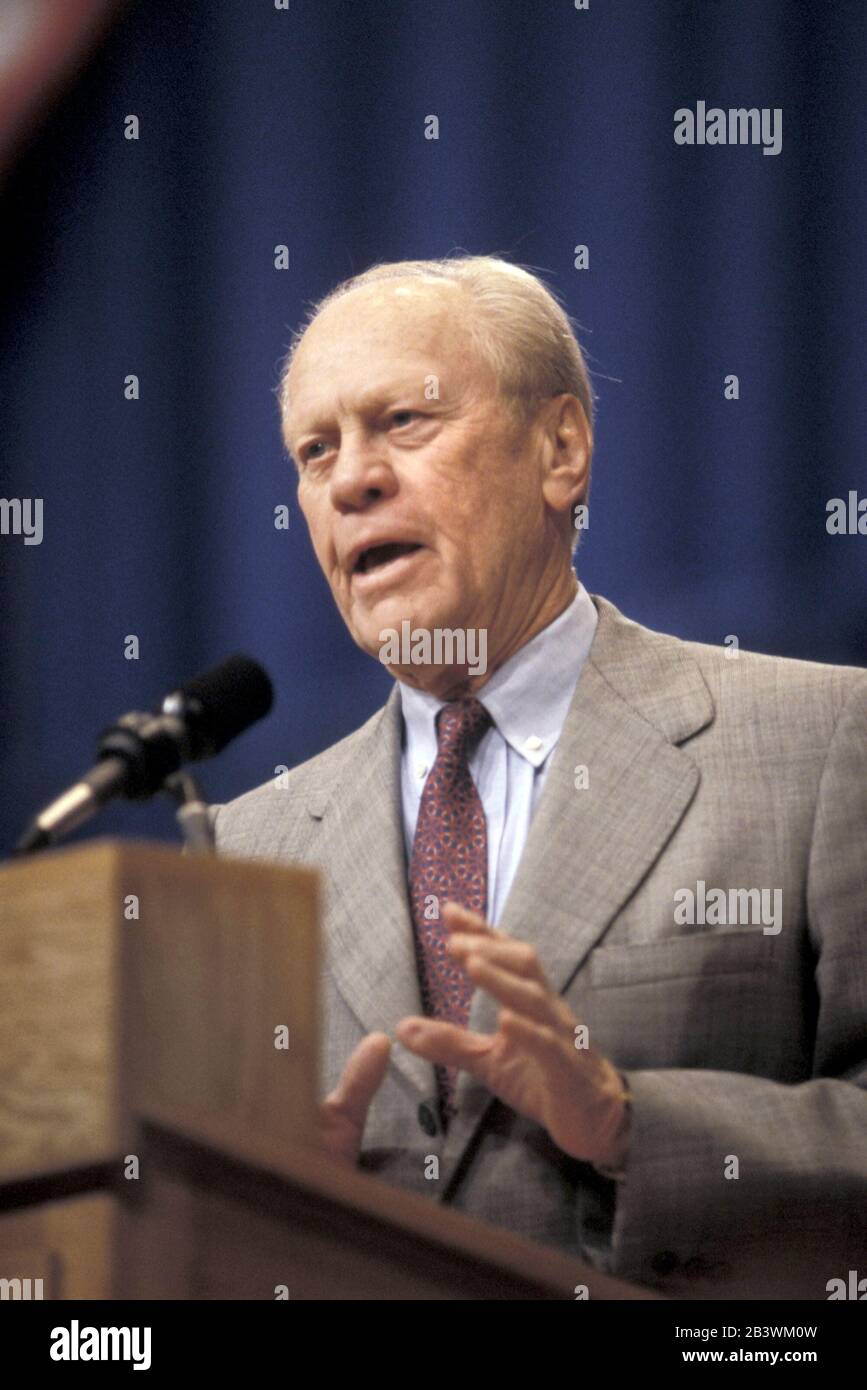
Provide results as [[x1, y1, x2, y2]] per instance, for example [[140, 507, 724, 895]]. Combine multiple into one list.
[[354, 542, 423, 576]]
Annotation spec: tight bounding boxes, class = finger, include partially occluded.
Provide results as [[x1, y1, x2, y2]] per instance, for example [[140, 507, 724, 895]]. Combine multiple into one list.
[[463, 953, 572, 1029], [396, 1016, 493, 1073], [447, 932, 550, 985], [498, 1009, 566, 1064], [440, 902, 497, 937], [322, 1032, 392, 1127]]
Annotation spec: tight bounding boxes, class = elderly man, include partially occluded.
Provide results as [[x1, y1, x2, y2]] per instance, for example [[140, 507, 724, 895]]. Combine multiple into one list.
[[214, 256, 867, 1299]]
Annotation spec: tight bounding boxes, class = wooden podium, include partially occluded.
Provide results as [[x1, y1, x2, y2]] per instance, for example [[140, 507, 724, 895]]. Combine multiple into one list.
[[0, 841, 651, 1300]]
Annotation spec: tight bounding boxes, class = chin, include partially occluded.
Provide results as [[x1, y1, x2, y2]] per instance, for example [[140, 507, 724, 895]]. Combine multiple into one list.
[[353, 592, 445, 635], [347, 610, 401, 661]]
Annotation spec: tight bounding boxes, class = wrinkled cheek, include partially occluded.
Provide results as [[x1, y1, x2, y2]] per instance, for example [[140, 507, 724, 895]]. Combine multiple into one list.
[[330, 568, 349, 608]]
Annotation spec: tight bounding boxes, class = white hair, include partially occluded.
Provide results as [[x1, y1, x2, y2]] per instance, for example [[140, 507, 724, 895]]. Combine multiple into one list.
[[282, 254, 595, 426]]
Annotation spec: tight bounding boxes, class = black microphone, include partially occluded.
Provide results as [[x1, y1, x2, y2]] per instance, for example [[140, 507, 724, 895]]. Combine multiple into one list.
[[16, 654, 273, 854]]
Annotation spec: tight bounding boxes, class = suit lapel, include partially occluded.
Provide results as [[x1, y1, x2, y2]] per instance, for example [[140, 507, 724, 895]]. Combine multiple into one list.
[[438, 595, 715, 1187], [305, 690, 436, 1097]]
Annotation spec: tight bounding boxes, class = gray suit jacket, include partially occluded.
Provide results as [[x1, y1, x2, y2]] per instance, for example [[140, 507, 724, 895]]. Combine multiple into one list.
[[213, 595, 867, 1298]]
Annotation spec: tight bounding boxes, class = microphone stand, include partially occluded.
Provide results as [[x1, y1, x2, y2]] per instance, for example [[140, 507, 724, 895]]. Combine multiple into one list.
[[162, 771, 215, 853]]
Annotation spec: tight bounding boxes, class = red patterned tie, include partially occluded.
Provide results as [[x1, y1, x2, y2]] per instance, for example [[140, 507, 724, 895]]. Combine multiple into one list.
[[408, 698, 491, 1122]]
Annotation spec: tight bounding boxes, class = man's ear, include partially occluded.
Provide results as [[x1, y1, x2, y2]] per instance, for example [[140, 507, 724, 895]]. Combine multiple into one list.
[[540, 394, 592, 521]]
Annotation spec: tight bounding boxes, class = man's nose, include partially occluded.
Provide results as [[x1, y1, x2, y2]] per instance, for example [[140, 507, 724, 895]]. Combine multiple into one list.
[[328, 431, 397, 510]]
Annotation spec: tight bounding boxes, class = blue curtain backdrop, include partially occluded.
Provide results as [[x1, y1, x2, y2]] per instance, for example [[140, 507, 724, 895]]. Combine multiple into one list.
[[1, 0, 864, 854]]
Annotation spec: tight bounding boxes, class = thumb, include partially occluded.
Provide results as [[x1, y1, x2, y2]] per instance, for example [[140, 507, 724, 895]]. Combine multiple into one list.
[[323, 1032, 392, 1132]]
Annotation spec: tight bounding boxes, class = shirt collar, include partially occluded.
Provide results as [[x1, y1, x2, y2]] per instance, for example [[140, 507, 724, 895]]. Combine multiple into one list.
[[398, 581, 598, 769]]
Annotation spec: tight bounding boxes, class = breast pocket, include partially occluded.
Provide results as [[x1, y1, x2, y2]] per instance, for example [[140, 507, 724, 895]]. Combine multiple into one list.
[[578, 929, 806, 1078]]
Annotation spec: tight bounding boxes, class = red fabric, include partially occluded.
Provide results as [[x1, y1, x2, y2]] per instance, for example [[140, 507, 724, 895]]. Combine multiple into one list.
[[0, 0, 122, 173], [408, 698, 491, 1121]]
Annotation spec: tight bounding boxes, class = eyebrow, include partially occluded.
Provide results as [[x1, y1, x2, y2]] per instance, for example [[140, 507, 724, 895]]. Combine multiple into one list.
[[287, 380, 443, 443]]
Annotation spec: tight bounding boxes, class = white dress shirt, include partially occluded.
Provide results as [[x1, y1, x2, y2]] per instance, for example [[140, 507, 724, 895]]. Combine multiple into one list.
[[399, 582, 598, 925]]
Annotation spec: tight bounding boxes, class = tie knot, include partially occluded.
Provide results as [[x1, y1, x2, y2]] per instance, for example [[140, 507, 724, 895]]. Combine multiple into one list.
[[436, 698, 491, 758]]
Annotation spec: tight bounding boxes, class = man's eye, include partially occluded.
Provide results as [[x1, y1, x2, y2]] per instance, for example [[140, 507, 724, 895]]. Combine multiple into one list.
[[390, 410, 418, 428], [303, 441, 327, 462]]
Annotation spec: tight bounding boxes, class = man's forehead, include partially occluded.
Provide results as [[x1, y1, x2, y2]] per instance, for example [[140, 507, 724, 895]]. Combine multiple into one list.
[[284, 278, 486, 426], [294, 278, 467, 365]]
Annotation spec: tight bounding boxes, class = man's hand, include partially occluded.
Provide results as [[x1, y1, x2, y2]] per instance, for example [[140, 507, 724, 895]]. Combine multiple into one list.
[[318, 1032, 392, 1167], [396, 903, 630, 1170]]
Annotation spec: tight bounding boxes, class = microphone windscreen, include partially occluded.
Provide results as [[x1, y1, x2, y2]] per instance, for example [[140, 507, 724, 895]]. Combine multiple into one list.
[[179, 653, 274, 757]]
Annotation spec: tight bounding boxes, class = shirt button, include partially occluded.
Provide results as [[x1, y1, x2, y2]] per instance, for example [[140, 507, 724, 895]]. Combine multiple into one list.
[[417, 1101, 440, 1136], [417, 763, 428, 780], [523, 735, 543, 753]]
